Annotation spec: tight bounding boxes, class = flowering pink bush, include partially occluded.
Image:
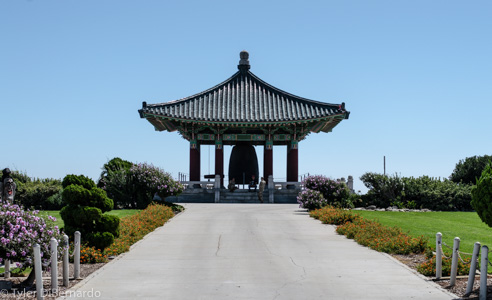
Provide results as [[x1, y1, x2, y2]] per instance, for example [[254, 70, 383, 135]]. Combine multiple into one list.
[[297, 189, 326, 210], [302, 175, 350, 207], [0, 201, 65, 269], [128, 163, 184, 208]]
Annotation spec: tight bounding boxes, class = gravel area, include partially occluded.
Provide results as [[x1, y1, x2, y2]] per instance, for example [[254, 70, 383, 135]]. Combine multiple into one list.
[[0, 262, 105, 299], [392, 253, 492, 299]]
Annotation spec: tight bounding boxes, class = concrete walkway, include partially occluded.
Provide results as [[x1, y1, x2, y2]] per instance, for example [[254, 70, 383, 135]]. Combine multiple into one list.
[[61, 204, 455, 299]]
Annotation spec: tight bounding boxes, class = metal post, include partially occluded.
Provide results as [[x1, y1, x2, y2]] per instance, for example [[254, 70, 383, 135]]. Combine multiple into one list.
[[384, 156, 386, 176], [63, 234, 69, 287], [450, 237, 460, 286], [50, 238, 58, 293], [436, 232, 442, 279], [4, 260, 10, 279], [480, 245, 488, 300], [465, 242, 481, 296], [33, 244, 44, 300], [74, 231, 81, 279]]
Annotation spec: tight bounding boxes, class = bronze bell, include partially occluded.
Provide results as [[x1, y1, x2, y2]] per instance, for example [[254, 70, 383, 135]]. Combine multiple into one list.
[[228, 143, 259, 185]]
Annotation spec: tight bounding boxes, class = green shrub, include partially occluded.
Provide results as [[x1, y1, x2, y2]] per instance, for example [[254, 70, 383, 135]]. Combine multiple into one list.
[[471, 162, 492, 227], [360, 172, 404, 208], [45, 190, 64, 209], [62, 174, 95, 190], [97, 214, 120, 238], [89, 187, 114, 213], [10, 170, 31, 184], [87, 232, 115, 251], [98, 158, 184, 209], [60, 205, 102, 231], [97, 157, 134, 208], [60, 174, 119, 250], [62, 185, 92, 206], [450, 155, 492, 184], [360, 172, 472, 211], [12, 172, 63, 210]]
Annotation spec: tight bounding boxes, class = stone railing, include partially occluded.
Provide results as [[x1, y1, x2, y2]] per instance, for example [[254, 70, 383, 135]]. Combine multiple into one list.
[[182, 181, 215, 190]]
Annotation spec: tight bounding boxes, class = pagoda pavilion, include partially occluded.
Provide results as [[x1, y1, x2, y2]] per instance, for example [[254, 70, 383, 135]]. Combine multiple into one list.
[[138, 51, 349, 189]]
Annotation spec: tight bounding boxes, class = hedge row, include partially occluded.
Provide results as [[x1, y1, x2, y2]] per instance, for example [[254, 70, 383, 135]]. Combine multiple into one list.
[[360, 172, 473, 211]]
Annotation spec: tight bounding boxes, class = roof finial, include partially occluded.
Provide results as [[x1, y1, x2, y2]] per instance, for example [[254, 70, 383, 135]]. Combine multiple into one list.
[[238, 50, 250, 72]]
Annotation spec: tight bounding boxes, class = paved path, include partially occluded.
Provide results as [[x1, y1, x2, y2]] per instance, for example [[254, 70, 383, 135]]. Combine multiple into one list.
[[62, 204, 455, 299]]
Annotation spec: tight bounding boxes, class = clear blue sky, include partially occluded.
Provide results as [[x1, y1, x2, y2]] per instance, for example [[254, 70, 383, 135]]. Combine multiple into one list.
[[1, 1, 491, 193]]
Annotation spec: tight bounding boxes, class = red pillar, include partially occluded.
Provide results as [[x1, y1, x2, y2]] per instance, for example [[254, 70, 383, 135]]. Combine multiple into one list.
[[189, 141, 200, 181], [215, 142, 224, 187], [264, 144, 273, 183], [286, 142, 298, 182]]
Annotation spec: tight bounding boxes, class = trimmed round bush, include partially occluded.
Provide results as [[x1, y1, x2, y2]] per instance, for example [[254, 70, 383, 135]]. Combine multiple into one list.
[[60, 174, 119, 250], [62, 184, 91, 206], [60, 205, 102, 233], [97, 214, 120, 238], [89, 187, 113, 212], [87, 232, 114, 251], [62, 174, 96, 190]]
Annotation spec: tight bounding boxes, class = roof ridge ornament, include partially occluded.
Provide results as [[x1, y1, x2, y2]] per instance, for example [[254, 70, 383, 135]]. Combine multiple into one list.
[[238, 50, 250, 73]]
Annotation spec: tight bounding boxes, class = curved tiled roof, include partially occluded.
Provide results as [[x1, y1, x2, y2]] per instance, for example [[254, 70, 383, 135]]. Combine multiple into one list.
[[139, 51, 349, 133], [140, 71, 348, 124]]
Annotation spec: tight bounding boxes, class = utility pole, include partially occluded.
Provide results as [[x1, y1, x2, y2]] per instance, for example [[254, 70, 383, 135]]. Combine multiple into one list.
[[384, 156, 386, 176]]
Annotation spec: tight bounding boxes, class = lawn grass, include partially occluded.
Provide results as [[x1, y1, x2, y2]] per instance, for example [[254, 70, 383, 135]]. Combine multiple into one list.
[[38, 209, 141, 229], [354, 210, 492, 256]]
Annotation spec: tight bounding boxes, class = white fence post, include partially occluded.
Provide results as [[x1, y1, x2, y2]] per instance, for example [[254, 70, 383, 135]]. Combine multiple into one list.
[[74, 231, 81, 279], [50, 238, 58, 293], [465, 242, 481, 296], [33, 244, 44, 300], [436, 232, 442, 279], [63, 234, 69, 287], [480, 245, 488, 300], [4, 260, 10, 279], [450, 237, 460, 286]]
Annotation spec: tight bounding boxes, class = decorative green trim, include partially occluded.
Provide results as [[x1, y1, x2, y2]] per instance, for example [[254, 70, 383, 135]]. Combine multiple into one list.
[[190, 139, 198, 149], [290, 140, 298, 149], [142, 113, 348, 127], [273, 134, 292, 141], [223, 134, 265, 141], [265, 139, 273, 150], [197, 133, 215, 141]]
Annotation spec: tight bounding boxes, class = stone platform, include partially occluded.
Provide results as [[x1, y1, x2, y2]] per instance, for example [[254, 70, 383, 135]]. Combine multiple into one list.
[[166, 188, 299, 204]]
